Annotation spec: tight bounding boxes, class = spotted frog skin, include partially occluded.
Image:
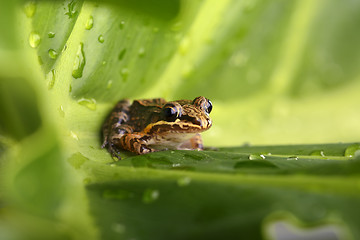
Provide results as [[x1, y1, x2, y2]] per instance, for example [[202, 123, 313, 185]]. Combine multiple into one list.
[[101, 96, 212, 159]]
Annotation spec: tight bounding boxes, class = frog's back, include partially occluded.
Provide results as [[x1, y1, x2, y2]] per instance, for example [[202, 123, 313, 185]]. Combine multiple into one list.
[[128, 98, 166, 131]]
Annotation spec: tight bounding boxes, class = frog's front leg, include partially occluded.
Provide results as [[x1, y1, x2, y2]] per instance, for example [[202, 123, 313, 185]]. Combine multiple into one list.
[[119, 133, 157, 155], [180, 133, 203, 150], [101, 99, 131, 149]]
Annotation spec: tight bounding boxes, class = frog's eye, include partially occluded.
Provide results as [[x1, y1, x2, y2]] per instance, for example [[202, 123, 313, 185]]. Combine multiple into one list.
[[205, 100, 212, 114], [193, 96, 212, 114], [163, 104, 182, 121]]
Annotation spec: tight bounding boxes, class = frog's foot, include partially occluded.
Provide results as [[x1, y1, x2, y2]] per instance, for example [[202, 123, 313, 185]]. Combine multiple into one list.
[[120, 133, 157, 155], [101, 137, 108, 149], [107, 143, 123, 160]]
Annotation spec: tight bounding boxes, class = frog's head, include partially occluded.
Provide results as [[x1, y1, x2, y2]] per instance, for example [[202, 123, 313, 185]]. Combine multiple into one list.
[[144, 96, 212, 135]]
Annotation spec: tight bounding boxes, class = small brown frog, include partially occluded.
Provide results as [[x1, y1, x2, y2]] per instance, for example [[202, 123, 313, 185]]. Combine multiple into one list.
[[101, 96, 212, 159]]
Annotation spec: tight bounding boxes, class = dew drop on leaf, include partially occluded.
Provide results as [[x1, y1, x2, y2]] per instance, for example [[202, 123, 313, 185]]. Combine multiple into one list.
[[83, 178, 92, 184], [48, 49, 58, 59], [111, 223, 126, 234], [58, 105, 65, 118], [138, 47, 146, 57], [287, 156, 298, 161], [118, 48, 126, 61], [29, 32, 41, 48], [23, 1, 36, 18], [77, 98, 97, 111], [67, 152, 88, 169], [69, 131, 79, 141], [107, 80, 113, 89], [120, 68, 129, 81], [62, 44, 68, 53], [65, 0, 77, 19], [142, 189, 159, 204], [85, 16, 94, 30], [47, 69, 56, 89], [119, 21, 125, 29], [344, 144, 360, 157], [248, 154, 266, 160], [38, 56, 43, 65], [103, 189, 134, 200], [177, 176, 191, 187], [178, 36, 190, 55], [171, 21, 182, 31], [310, 150, 325, 157], [48, 32, 55, 38], [98, 34, 104, 43], [72, 42, 86, 79]]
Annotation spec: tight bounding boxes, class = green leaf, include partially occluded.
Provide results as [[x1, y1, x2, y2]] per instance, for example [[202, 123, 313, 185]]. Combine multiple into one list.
[[1, 0, 360, 239]]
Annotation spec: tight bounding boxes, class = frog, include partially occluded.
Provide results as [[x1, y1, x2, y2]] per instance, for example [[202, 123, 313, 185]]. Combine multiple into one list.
[[101, 96, 212, 159]]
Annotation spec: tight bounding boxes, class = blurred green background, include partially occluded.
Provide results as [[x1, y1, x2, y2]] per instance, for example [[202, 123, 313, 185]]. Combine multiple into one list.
[[1, 0, 360, 239]]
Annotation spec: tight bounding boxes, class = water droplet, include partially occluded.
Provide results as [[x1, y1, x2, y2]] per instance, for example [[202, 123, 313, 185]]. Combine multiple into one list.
[[178, 36, 190, 55], [177, 176, 191, 187], [248, 154, 266, 160], [111, 223, 126, 234], [310, 150, 325, 157], [65, 0, 77, 19], [24, 2, 36, 18], [48, 49, 58, 59], [344, 144, 360, 157], [70, 131, 79, 141], [107, 80, 113, 89], [142, 189, 159, 204], [118, 49, 126, 61], [83, 177, 92, 184], [72, 42, 86, 79], [38, 56, 43, 65], [47, 69, 56, 89], [48, 32, 55, 38], [67, 152, 88, 169], [171, 21, 182, 31], [29, 32, 41, 48], [58, 105, 65, 117], [62, 44, 68, 52], [98, 34, 104, 43], [85, 16, 94, 30], [103, 189, 134, 200], [120, 68, 129, 81], [102, 61, 107, 65], [77, 98, 97, 111], [138, 47, 146, 57], [119, 21, 125, 29], [229, 51, 248, 67], [287, 156, 298, 161]]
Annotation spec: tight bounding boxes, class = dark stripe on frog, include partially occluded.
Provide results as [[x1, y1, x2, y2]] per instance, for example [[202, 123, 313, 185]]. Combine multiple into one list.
[[140, 134, 151, 142], [147, 123, 197, 134], [129, 137, 138, 152], [180, 115, 207, 128], [111, 112, 129, 125], [135, 98, 166, 107]]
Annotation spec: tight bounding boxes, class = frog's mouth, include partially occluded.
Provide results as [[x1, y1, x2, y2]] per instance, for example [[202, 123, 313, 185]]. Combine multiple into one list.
[[144, 118, 212, 135]]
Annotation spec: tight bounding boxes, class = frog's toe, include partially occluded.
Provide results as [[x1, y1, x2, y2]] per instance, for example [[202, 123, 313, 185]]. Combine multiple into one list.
[[105, 144, 122, 160]]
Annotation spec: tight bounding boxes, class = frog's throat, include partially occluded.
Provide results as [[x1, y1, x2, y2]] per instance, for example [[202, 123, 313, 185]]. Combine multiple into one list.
[[143, 119, 209, 134]]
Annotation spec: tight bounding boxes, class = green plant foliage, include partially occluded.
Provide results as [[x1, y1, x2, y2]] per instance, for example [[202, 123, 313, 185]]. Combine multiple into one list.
[[1, 0, 360, 239]]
